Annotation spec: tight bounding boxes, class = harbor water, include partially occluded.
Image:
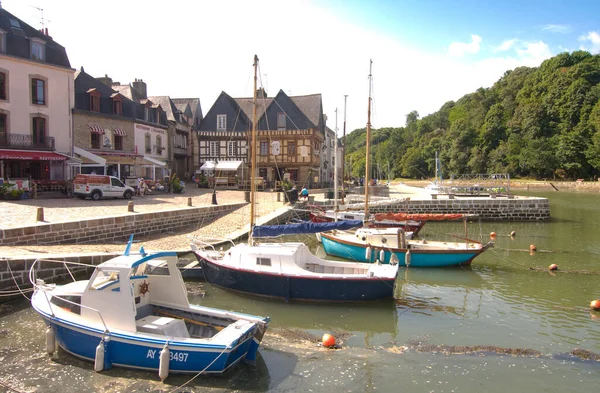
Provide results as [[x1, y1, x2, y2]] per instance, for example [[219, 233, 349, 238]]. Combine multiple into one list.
[[0, 190, 598, 392]]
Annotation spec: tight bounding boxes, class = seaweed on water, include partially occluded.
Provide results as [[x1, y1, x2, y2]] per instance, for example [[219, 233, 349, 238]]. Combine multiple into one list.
[[570, 348, 600, 361], [269, 327, 320, 343], [412, 344, 542, 357]]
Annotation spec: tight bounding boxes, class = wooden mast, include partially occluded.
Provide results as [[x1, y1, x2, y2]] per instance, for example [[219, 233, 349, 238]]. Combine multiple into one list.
[[341, 95, 347, 204], [364, 60, 372, 224], [249, 54, 258, 243]]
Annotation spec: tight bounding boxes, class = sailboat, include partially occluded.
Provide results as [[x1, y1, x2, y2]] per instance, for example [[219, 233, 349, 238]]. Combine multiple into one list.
[[190, 55, 399, 302], [309, 91, 426, 234], [424, 151, 446, 194], [318, 61, 493, 267]]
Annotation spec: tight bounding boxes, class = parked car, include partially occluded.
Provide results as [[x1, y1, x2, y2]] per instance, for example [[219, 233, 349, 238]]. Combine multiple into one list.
[[73, 174, 135, 200]]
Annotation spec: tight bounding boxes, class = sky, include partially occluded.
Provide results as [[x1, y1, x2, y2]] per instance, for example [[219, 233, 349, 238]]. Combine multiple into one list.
[[3, 0, 600, 134]]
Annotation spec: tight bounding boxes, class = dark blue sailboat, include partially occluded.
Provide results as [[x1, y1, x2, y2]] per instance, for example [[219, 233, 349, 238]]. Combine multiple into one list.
[[191, 55, 398, 302]]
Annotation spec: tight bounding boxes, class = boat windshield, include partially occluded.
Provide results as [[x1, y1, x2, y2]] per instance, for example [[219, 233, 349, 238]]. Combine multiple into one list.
[[90, 270, 120, 290], [141, 259, 170, 276]]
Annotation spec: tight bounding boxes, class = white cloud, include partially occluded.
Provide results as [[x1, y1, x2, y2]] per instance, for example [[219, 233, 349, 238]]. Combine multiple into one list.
[[447, 35, 482, 57], [0, 0, 560, 132], [579, 31, 600, 53], [495, 39, 517, 52], [516, 41, 553, 64], [542, 24, 571, 33]]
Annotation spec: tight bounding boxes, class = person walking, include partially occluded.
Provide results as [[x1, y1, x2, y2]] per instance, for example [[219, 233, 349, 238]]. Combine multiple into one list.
[[300, 186, 309, 201], [138, 178, 145, 198]]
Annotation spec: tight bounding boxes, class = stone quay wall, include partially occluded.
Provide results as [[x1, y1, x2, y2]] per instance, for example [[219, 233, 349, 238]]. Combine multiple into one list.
[[0, 203, 246, 247], [320, 196, 550, 221]]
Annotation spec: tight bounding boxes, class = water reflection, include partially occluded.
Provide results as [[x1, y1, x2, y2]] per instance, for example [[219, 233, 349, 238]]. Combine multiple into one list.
[[395, 267, 486, 317], [191, 284, 399, 336]]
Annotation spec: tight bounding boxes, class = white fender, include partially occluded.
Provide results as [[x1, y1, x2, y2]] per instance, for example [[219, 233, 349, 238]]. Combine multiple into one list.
[[159, 343, 170, 382], [45, 327, 55, 356], [94, 340, 105, 372], [405, 250, 411, 267], [389, 253, 399, 265], [365, 246, 372, 261], [379, 249, 385, 262]]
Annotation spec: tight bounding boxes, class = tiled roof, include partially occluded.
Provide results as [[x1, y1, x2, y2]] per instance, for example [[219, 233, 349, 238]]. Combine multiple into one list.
[[0, 7, 71, 68], [172, 98, 202, 119], [148, 96, 178, 122], [234, 96, 272, 122], [290, 93, 322, 129]]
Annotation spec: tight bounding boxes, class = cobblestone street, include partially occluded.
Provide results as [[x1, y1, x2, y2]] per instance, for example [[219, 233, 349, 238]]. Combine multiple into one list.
[[0, 185, 286, 257]]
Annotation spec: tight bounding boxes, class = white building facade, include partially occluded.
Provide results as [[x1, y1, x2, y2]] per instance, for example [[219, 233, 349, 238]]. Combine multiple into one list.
[[0, 6, 74, 183]]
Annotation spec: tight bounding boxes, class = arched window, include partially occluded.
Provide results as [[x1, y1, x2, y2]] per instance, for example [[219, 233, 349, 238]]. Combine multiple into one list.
[[145, 133, 151, 153], [156, 135, 163, 154]]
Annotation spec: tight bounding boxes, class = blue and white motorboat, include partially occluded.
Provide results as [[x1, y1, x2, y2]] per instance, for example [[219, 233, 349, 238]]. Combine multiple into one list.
[[30, 236, 269, 380]]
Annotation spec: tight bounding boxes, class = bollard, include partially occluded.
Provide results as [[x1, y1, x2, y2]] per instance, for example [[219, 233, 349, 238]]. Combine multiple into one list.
[[33, 183, 38, 199], [277, 192, 281, 202], [187, 197, 192, 207], [128, 201, 134, 212], [36, 207, 44, 222]]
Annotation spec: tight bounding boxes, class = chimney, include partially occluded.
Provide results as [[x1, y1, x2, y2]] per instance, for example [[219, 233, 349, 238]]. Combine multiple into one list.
[[96, 74, 113, 88], [256, 87, 267, 99], [132, 78, 147, 99]]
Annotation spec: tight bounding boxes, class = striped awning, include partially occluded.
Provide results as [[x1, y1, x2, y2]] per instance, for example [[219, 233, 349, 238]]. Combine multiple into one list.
[[113, 128, 126, 136], [89, 125, 104, 134]]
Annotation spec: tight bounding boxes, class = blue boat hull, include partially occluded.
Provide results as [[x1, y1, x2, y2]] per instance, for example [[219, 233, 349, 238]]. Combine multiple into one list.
[[41, 314, 257, 374], [196, 255, 396, 301], [320, 234, 485, 267], [180, 267, 204, 281]]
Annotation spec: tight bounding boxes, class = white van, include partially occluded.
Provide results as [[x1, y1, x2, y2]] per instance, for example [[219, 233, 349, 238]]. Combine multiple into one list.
[[73, 174, 135, 200]]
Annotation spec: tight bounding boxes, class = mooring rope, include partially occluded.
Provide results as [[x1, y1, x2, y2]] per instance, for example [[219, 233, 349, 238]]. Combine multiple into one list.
[[167, 345, 229, 393]]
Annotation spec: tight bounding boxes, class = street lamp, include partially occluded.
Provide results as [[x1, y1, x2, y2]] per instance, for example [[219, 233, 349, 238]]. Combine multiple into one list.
[[211, 159, 218, 205]]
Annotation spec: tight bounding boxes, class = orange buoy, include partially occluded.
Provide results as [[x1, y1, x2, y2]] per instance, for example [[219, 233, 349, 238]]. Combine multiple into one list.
[[529, 244, 537, 252], [548, 264, 558, 271], [591, 300, 600, 311], [322, 333, 336, 348], [490, 232, 497, 238], [510, 231, 516, 237]]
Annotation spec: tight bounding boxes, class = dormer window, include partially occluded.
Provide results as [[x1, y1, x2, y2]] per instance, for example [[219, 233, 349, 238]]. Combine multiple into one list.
[[111, 93, 123, 115], [277, 112, 286, 130], [217, 114, 226, 131], [113, 100, 122, 115], [87, 88, 101, 112], [0, 30, 6, 53], [30, 38, 45, 61]]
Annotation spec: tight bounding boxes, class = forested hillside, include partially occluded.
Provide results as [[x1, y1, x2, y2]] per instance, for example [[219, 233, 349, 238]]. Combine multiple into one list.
[[344, 51, 600, 181]]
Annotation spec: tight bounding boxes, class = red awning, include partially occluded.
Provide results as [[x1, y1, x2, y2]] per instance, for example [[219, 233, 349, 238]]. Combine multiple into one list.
[[0, 150, 68, 161], [89, 125, 104, 134], [113, 128, 126, 136]]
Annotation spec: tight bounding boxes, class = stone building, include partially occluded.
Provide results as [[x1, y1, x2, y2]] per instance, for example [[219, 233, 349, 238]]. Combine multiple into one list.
[[73, 71, 169, 181]]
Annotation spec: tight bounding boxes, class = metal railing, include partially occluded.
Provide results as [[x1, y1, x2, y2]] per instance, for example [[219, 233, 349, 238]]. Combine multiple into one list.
[[0, 133, 55, 150], [29, 258, 111, 334]]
